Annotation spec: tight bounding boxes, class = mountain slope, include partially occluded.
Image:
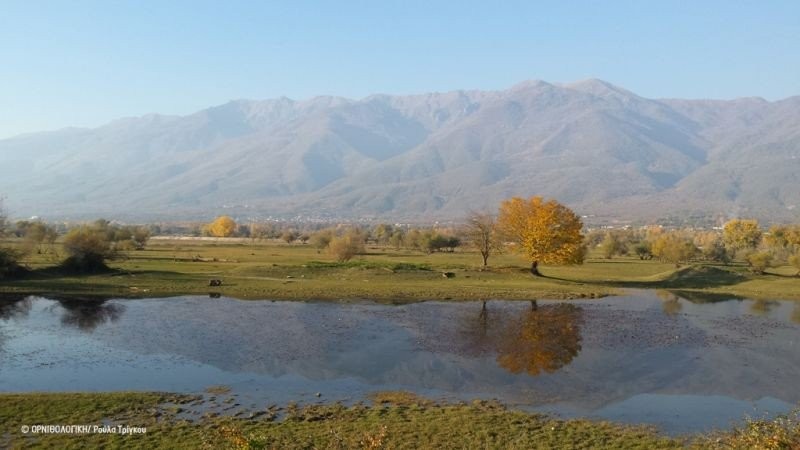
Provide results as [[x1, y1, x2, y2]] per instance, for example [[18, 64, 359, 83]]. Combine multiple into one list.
[[1, 79, 798, 223]]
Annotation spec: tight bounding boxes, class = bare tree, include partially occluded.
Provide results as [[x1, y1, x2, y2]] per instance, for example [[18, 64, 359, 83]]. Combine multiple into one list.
[[463, 211, 501, 267]]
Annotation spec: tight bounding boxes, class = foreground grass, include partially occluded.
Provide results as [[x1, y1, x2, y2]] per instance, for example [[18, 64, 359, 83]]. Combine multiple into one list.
[[1, 392, 797, 449], [0, 238, 798, 301], [0, 392, 203, 449]]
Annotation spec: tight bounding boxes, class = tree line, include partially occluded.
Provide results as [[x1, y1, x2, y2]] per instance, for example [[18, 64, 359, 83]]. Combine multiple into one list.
[[0, 201, 154, 277], [197, 196, 586, 274], [585, 219, 800, 274], [2, 196, 800, 278]]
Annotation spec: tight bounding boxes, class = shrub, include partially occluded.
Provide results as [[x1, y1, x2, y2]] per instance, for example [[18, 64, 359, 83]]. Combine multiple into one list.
[[281, 230, 299, 244], [425, 234, 460, 253], [632, 242, 653, 260], [328, 232, 365, 262], [651, 233, 697, 267], [704, 240, 730, 263], [706, 409, 800, 449], [0, 247, 23, 279], [62, 226, 116, 272], [0, 200, 23, 278], [599, 232, 627, 259], [309, 229, 335, 252], [746, 251, 773, 275], [789, 252, 800, 276], [131, 227, 151, 250]]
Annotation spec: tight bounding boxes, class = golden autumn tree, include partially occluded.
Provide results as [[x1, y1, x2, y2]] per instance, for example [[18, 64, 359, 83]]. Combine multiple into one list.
[[765, 224, 800, 250], [496, 196, 584, 276], [651, 232, 697, 267], [722, 219, 762, 254], [204, 216, 237, 238]]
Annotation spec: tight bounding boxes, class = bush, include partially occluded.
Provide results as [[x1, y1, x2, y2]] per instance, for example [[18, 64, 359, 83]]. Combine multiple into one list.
[[131, 227, 151, 250], [309, 229, 335, 252], [425, 234, 460, 253], [328, 232, 365, 262], [599, 232, 627, 259], [706, 409, 800, 449], [704, 239, 730, 263], [746, 251, 773, 275], [61, 226, 116, 272], [789, 252, 800, 276], [281, 230, 299, 244], [632, 242, 653, 260], [651, 233, 697, 267], [0, 247, 23, 279]]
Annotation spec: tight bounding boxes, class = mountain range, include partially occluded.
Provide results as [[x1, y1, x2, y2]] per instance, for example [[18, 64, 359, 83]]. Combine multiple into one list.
[[1, 79, 798, 224]]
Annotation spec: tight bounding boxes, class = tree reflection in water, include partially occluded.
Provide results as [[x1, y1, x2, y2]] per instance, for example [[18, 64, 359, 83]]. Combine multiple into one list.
[[458, 302, 583, 376], [655, 290, 683, 317], [496, 303, 583, 376], [55, 297, 125, 332], [749, 299, 779, 316], [0, 294, 32, 320], [0, 295, 34, 352]]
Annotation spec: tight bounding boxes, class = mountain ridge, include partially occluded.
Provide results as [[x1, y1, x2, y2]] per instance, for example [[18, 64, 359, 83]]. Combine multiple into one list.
[[1, 79, 798, 224]]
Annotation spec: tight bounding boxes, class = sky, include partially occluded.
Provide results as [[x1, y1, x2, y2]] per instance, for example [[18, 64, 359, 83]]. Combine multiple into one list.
[[1, 0, 798, 139]]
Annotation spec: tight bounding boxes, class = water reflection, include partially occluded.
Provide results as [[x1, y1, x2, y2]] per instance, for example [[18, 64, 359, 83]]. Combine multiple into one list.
[[497, 304, 583, 375], [456, 303, 584, 376], [664, 291, 793, 320], [750, 299, 779, 316], [0, 295, 32, 320], [656, 291, 683, 316], [669, 290, 744, 304], [52, 297, 125, 332], [1, 293, 798, 435]]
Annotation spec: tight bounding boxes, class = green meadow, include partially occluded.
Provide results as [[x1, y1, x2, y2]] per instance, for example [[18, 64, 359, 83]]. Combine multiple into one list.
[[1, 237, 798, 301]]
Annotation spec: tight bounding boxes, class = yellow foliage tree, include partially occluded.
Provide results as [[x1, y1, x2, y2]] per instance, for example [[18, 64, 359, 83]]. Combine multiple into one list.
[[204, 216, 237, 238], [496, 196, 584, 276], [765, 225, 800, 250], [651, 232, 697, 267], [722, 219, 762, 254]]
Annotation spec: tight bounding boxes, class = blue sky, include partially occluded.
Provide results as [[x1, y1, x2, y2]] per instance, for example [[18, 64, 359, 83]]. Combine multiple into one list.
[[1, 0, 798, 138]]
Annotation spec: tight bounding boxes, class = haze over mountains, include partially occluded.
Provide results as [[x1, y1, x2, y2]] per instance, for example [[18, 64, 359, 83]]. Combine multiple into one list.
[[1, 79, 798, 224]]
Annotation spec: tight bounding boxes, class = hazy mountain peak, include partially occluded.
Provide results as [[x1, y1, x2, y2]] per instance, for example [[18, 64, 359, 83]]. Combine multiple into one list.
[[509, 79, 556, 92], [0, 79, 798, 223], [562, 79, 637, 98]]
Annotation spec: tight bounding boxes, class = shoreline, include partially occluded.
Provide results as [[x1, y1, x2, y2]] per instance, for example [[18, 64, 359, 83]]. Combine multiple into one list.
[[1, 391, 795, 449]]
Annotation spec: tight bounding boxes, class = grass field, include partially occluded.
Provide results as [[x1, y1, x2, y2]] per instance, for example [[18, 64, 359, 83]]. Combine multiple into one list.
[[1, 392, 797, 449], [1, 237, 798, 301]]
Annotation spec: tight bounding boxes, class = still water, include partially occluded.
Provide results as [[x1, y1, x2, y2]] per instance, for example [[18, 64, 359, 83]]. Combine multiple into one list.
[[1, 291, 798, 434]]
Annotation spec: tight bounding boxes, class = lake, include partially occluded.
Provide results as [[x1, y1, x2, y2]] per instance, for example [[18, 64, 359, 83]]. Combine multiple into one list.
[[1, 291, 798, 434]]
